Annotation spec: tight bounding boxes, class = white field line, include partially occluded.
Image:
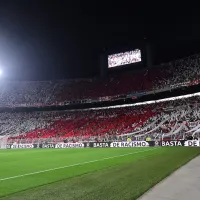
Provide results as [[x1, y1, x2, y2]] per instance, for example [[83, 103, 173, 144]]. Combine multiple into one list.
[[0, 148, 158, 182]]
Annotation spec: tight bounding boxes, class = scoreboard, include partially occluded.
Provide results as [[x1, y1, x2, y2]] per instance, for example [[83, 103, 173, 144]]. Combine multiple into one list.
[[108, 49, 141, 68]]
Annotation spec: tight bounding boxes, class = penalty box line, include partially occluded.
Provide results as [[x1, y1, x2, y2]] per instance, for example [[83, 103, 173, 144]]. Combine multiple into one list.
[[0, 148, 158, 182]]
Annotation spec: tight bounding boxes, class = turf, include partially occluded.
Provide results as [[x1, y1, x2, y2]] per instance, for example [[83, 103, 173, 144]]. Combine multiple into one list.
[[0, 147, 200, 200]]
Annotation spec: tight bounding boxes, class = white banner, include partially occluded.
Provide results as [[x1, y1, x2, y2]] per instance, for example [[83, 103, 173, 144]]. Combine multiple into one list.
[[184, 140, 200, 147], [11, 144, 34, 149], [161, 141, 183, 146], [55, 143, 84, 148], [110, 141, 149, 148]]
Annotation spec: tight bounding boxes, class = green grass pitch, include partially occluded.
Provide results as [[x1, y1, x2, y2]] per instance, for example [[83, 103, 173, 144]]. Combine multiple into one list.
[[0, 147, 200, 200]]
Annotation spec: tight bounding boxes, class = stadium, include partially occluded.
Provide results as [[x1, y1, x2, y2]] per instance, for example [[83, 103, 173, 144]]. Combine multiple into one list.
[[1, 49, 200, 200], [1, 2, 200, 200]]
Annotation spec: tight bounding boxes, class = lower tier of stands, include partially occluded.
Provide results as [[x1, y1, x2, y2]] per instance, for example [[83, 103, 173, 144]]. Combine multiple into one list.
[[1, 95, 200, 143]]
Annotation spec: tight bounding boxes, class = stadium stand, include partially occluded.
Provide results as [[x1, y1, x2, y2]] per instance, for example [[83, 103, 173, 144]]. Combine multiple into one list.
[[4, 93, 200, 144], [0, 54, 199, 107], [0, 53, 199, 145]]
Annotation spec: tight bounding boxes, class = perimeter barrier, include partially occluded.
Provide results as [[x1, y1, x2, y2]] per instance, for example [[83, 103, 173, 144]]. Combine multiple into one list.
[[5, 140, 200, 149]]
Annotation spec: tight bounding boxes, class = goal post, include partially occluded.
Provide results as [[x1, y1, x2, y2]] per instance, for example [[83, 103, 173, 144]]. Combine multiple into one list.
[[0, 136, 8, 149]]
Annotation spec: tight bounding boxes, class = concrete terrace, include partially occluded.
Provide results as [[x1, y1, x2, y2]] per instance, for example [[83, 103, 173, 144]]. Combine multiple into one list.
[[138, 155, 200, 200]]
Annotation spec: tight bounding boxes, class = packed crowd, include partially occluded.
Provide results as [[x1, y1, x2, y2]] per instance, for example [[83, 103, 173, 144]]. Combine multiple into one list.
[[153, 54, 200, 90], [1, 94, 199, 144], [0, 54, 199, 107]]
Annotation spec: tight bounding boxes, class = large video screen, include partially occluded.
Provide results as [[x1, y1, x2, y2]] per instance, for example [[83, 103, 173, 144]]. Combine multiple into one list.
[[108, 49, 141, 68]]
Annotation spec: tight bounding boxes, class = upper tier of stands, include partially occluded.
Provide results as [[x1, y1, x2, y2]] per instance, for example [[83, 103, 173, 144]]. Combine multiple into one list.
[[0, 54, 200, 107], [4, 93, 200, 143]]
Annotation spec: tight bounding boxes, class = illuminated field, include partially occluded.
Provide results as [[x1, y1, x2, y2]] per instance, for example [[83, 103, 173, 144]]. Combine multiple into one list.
[[0, 147, 200, 200]]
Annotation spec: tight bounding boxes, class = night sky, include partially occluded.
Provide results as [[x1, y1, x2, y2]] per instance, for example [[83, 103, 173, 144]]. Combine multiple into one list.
[[0, 1, 200, 80]]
